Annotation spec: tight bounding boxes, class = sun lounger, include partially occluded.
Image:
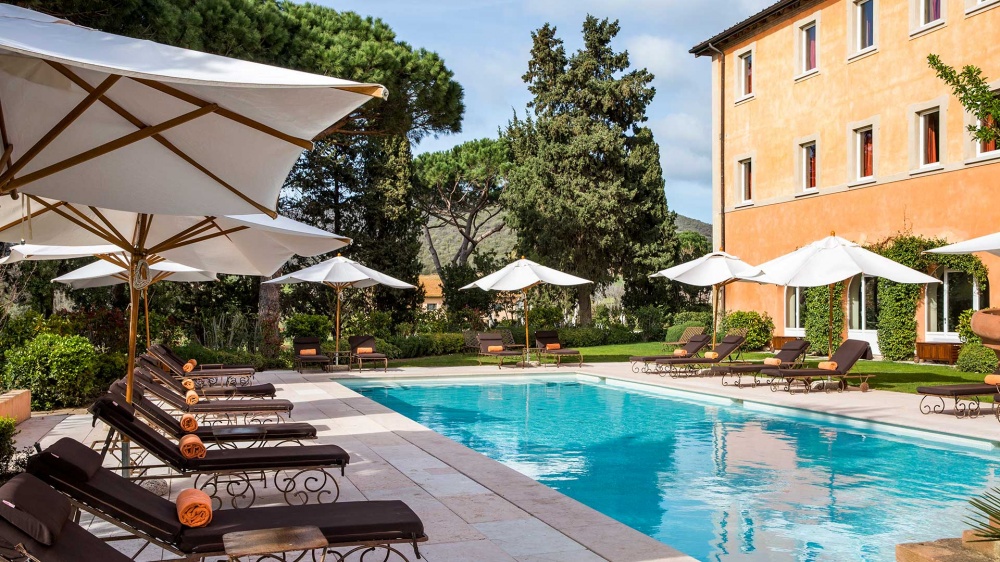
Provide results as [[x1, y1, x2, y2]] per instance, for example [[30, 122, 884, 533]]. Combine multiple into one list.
[[0, 473, 134, 562], [713, 338, 810, 388], [916, 382, 1000, 419], [89, 394, 348, 508], [654, 335, 746, 378], [349, 335, 388, 372], [292, 337, 332, 373], [630, 333, 711, 373], [147, 345, 256, 387], [771, 339, 874, 393], [29, 438, 427, 560], [138, 356, 276, 399], [662, 326, 706, 350], [534, 330, 583, 367], [477, 332, 525, 369]]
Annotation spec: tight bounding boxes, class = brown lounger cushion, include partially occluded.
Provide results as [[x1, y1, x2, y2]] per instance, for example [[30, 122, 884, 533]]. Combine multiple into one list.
[[917, 383, 999, 396], [0, 474, 72, 545]]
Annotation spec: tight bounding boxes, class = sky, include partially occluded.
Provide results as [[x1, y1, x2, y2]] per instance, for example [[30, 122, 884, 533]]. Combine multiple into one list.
[[316, 0, 777, 223]]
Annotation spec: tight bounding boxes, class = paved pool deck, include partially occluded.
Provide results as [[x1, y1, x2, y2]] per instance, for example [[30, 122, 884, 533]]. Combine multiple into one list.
[[18, 360, 1000, 561]]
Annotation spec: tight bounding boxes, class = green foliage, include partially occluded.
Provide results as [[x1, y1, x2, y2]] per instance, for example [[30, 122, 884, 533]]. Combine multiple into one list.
[[958, 309, 981, 344], [928, 54, 1000, 147], [626, 305, 668, 341], [968, 487, 1000, 542], [528, 305, 565, 330], [804, 283, 845, 355], [386, 333, 465, 359], [664, 321, 705, 344], [343, 310, 394, 340], [172, 343, 290, 371], [92, 352, 128, 392], [3, 333, 97, 410], [0, 310, 43, 362], [284, 314, 333, 340], [669, 311, 713, 328], [559, 327, 607, 348], [439, 256, 502, 326], [721, 311, 774, 351], [0, 417, 29, 485], [504, 16, 678, 323], [957, 343, 999, 374]]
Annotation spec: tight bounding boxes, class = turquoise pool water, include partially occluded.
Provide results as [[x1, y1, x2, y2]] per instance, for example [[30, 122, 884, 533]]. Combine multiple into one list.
[[343, 375, 1000, 562]]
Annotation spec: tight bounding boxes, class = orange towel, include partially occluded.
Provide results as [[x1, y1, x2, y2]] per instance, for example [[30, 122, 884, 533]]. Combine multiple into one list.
[[545, 343, 561, 350], [487, 345, 504, 352], [818, 361, 838, 371], [357, 347, 374, 354], [180, 414, 198, 433], [187, 359, 198, 367], [178, 434, 206, 459], [182, 362, 194, 373], [181, 378, 195, 390], [763, 357, 782, 366], [985, 374, 1000, 386], [673, 349, 688, 357], [184, 390, 199, 405], [299, 349, 317, 356], [175, 488, 213, 527], [704, 352, 719, 360]]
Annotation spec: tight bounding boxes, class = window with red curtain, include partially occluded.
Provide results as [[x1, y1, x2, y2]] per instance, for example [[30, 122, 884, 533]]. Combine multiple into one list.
[[803, 143, 817, 189], [742, 54, 753, 95], [923, 0, 941, 24], [859, 129, 874, 178], [741, 160, 753, 201], [923, 111, 939, 165], [982, 114, 998, 154], [804, 25, 817, 72]]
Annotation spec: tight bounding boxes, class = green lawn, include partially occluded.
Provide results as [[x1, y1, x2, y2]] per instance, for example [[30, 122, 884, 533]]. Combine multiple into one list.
[[389, 342, 989, 396]]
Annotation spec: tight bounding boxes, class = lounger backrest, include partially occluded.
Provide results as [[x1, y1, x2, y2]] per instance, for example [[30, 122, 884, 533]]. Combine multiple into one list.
[[159, 344, 188, 367], [534, 330, 561, 349], [681, 333, 711, 355], [90, 393, 186, 468], [773, 339, 810, 363], [147, 345, 186, 376], [131, 368, 189, 410], [293, 337, 323, 356], [710, 335, 745, 360], [111, 381, 183, 437], [827, 339, 873, 373], [349, 335, 377, 353], [478, 332, 504, 352], [675, 326, 705, 344]]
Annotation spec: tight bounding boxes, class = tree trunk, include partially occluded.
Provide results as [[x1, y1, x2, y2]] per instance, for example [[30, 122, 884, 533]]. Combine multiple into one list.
[[258, 272, 282, 358], [577, 285, 593, 326], [423, 224, 443, 277]]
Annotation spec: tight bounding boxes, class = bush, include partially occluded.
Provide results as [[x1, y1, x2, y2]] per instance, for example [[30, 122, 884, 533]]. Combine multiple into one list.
[[93, 352, 128, 390], [560, 327, 606, 348], [605, 324, 641, 345], [957, 343, 999, 374], [343, 310, 393, 340], [0, 417, 28, 484], [664, 321, 704, 344], [172, 343, 290, 371], [669, 311, 713, 329], [386, 333, 465, 359], [627, 305, 668, 342], [0, 310, 43, 362], [721, 310, 774, 351], [3, 333, 97, 410], [805, 283, 845, 355], [958, 308, 981, 344], [528, 305, 565, 330], [284, 314, 332, 340]]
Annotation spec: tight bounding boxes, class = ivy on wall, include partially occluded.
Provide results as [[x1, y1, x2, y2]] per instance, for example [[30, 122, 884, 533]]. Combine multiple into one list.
[[804, 282, 845, 355], [865, 233, 988, 361]]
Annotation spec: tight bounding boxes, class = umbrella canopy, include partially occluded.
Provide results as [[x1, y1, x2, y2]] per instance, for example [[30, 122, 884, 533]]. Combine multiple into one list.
[[650, 251, 761, 345], [52, 258, 216, 289], [0, 5, 386, 216], [462, 258, 591, 359], [925, 232, 1000, 257], [265, 255, 415, 363]]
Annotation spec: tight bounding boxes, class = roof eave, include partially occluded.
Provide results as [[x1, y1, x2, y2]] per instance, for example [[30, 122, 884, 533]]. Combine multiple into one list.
[[689, 0, 813, 57]]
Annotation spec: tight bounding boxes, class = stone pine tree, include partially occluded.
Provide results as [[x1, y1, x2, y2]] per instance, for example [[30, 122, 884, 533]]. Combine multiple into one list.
[[504, 16, 678, 324]]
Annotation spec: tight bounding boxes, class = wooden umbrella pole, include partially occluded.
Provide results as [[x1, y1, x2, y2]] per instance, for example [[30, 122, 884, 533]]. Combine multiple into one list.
[[712, 284, 719, 348], [335, 287, 342, 366], [143, 287, 150, 348], [828, 283, 834, 359], [523, 288, 530, 358], [125, 265, 140, 404]]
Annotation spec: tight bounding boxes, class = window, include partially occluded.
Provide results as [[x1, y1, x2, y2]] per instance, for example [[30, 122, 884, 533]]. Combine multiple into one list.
[[848, 275, 880, 331], [922, 0, 943, 23], [802, 23, 818, 73], [426, 303, 437, 311], [785, 287, 807, 329], [921, 109, 941, 166], [739, 159, 753, 202], [856, 127, 874, 179], [927, 270, 989, 333], [801, 142, 818, 190], [740, 52, 753, 97], [978, 94, 999, 155], [856, 0, 876, 50]]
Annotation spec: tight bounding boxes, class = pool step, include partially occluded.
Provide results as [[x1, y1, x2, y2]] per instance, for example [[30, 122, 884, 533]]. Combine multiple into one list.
[[896, 531, 999, 561]]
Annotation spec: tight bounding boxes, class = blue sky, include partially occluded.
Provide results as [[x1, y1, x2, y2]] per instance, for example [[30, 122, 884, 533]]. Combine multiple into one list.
[[317, 0, 776, 223]]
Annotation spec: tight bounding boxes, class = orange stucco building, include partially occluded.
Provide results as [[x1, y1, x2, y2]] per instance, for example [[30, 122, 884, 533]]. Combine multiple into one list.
[[691, 0, 1000, 354]]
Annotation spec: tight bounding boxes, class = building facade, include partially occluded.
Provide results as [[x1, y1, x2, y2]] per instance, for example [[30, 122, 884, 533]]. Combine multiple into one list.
[[691, 0, 1000, 352]]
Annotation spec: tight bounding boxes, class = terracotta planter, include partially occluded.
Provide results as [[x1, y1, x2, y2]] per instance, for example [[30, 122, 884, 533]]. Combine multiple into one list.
[[970, 309, 1000, 346]]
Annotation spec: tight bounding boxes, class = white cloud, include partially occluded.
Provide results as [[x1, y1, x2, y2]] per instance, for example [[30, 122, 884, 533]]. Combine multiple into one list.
[[624, 35, 696, 90], [651, 112, 711, 153]]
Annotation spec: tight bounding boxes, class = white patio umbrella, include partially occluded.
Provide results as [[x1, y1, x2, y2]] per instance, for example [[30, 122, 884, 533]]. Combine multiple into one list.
[[265, 255, 416, 363], [0, 212, 350, 402], [461, 258, 591, 353], [925, 232, 1000, 257], [0, 4, 386, 217], [753, 234, 940, 356], [53, 257, 216, 346], [650, 251, 761, 346]]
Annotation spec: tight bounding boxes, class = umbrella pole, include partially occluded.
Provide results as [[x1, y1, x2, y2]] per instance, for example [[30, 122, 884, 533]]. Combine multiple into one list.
[[126, 277, 139, 404], [711, 284, 719, 348], [143, 287, 150, 348], [828, 283, 834, 359], [335, 287, 342, 366], [523, 288, 530, 365]]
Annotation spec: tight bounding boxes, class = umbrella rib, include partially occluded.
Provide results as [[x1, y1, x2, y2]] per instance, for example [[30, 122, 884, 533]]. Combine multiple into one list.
[[152, 225, 249, 253], [97, 253, 130, 269], [0, 75, 121, 190], [146, 217, 218, 254], [44, 62, 277, 218], [4, 104, 219, 191], [33, 198, 129, 249], [87, 206, 130, 250], [0, 199, 58, 235], [0, 91, 9, 159], [60, 201, 130, 248], [131, 78, 313, 151]]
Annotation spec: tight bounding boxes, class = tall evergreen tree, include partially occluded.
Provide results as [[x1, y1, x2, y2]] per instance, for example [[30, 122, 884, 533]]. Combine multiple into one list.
[[504, 17, 677, 324]]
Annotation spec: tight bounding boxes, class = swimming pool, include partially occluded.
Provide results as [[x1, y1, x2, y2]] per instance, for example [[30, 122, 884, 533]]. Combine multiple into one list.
[[343, 375, 1000, 562]]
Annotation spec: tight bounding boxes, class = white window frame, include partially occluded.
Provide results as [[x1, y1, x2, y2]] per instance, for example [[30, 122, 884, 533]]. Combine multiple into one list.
[[849, 0, 879, 60], [856, 126, 875, 181], [800, 21, 819, 77], [919, 108, 942, 167], [785, 287, 807, 335], [925, 269, 985, 340], [848, 275, 880, 331], [966, 0, 1000, 17], [738, 158, 753, 204], [800, 141, 819, 192], [735, 45, 755, 102]]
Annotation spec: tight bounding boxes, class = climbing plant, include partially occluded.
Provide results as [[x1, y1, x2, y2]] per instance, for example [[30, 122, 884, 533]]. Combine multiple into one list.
[[865, 233, 988, 361], [804, 282, 845, 355]]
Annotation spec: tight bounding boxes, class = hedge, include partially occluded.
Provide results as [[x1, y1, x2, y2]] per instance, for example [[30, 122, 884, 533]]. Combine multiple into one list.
[[3, 333, 97, 410], [804, 283, 845, 355], [957, 343, 999, 374], [721, 310, 774, 351]]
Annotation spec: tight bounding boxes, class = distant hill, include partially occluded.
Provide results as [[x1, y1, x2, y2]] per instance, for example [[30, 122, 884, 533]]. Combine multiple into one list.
[[419, 212, 712, 274]]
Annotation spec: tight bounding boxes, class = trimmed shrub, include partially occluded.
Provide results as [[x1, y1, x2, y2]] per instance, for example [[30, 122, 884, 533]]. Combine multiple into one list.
[[721, 310, 774, 351], [343, 310, 393, 340], [958, 308, 981, 344], [172, 343, 290, 371], [284, 314, 332, 340], [3, 333, 97, 410], [560, 327, 606, 348], [664, 321, 704, 344], [669, 311, 713, 329], [605, 324, 641, 345], [385, 333, 465, 359], [957, 343, 999, 374]]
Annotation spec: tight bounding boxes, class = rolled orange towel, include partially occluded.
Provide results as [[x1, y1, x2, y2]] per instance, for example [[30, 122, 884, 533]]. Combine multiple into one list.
[[763, 357, 782, 366], [545, 343, 561, 350], [182, 362, 194, 373], [180, 414, 198, 433], [487, 345, 504, 352], [187, 359, 198, 367], [985, 374, 1000, 386], [673, 349, 688, 357], [705, 352, 719, 360], [181, 378, 195, 390], [178, 434, 207, 459], [184, 390, 199, 405], [818, 361, 838, 371], [299, 349, 317, 356], [357, 347, 374, 354], [175, 488, 213, 527]]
